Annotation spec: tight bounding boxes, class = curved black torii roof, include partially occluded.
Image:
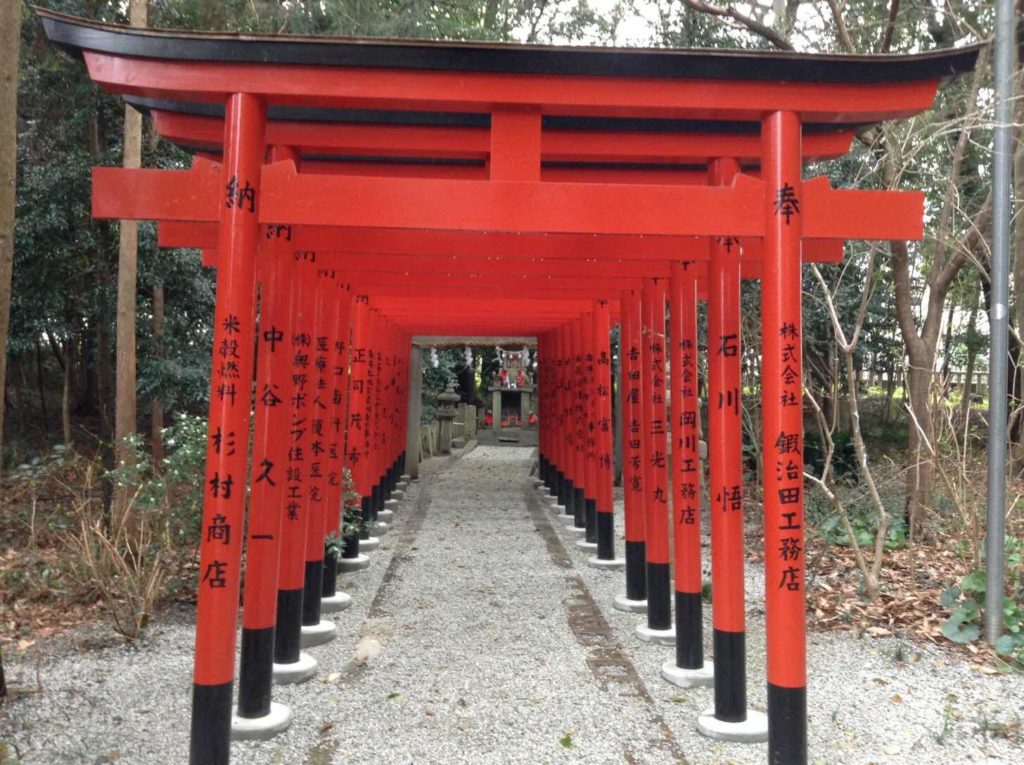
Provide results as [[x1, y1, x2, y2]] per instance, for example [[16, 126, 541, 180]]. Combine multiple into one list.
[[38, 7, 980, 84]]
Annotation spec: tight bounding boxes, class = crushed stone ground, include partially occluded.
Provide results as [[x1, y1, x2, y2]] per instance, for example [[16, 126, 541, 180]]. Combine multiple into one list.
[[2, 445, 1022, 764]]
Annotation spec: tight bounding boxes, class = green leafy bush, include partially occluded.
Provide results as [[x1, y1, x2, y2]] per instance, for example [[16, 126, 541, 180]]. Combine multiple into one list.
[[940, 548, 1024, 668]]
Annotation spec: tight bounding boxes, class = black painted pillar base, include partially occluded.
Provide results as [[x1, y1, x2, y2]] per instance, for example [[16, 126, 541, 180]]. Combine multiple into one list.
[[625, 540, 647, 602], [645, 561, 672, 630], [322, 549, 338, 597], [342, 533, 360, 559], [564, 479, 576, 517], [584, 498, 597, 543], [674, 591, 704, 669], [361, 495, 373, 525], [273, 588, 303, 664], [596, 511, 615, 560], [301, 559, 324, 627], [573, 487, 586, 527], [190, 681, 233, 765], [237, 626, 275, 719], [713, 629, 747, 722], [768, 684, 807, 765]]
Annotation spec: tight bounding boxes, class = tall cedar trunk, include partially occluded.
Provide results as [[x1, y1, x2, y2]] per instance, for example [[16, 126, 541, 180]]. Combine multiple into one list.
[[0, 77, 7, 671], [151, 280, 165, 465], [62, 340, 72, 447], [0, 0, 23, 476], [113, 0, 148, 524]]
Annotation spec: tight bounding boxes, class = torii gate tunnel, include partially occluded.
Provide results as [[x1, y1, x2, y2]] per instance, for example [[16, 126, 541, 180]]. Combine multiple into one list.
[[40, 10, 978, 765]]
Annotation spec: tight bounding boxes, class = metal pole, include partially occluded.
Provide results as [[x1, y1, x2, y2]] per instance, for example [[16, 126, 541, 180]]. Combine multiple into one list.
[[985, 0, 1014, 646]]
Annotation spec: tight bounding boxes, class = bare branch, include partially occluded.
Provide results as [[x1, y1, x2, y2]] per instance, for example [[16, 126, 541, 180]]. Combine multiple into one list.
[[823, 0, 855, 54], [929, 43, 989, 287], [681, 1, 795, 50], [879, 0, 900, 53]]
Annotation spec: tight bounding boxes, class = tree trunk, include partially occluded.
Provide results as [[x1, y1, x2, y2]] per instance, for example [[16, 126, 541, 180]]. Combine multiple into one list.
[[939, 300, 955, 390], [34, 340, 47, 429], [960, 283, 981, 422], [151, 280, 165, 465], [113, 0, 148, 524], [904, 355, 936, 542], [62, 340, 72, 448], [95, 318, 113, 436], [0, 0, 22, 475], [1012, 52, 1024, 462], [883, 364, 897, 424]]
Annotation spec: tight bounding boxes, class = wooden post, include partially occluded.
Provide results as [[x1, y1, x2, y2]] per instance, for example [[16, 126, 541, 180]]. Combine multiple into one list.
[[190, 91, 265, 765], [761, 110, 807, 765]]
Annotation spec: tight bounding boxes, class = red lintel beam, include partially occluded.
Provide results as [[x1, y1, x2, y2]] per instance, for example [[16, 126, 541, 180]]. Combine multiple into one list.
[[159, 221, 841, 263], [95, 164, 922, 240], [151, 110, 854, 165], [196, 249, 776, 280]]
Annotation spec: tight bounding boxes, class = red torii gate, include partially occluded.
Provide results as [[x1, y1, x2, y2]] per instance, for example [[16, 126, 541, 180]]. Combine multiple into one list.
[[39, 9, 978, 765]]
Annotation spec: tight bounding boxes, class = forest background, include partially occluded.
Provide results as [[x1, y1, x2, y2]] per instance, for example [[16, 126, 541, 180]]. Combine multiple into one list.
[[0, 0, 1019, 699]]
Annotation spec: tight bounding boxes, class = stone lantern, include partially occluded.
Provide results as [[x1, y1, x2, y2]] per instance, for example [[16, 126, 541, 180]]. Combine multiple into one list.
[[436, 383, 461, 454]]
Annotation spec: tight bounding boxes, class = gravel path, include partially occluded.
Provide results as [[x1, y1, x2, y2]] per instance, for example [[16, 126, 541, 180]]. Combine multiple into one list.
[[2, 445, 1023, 764]]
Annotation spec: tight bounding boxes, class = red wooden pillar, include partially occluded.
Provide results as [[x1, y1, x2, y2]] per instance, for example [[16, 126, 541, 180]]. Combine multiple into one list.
[[361, 309, 379, 520], [590, 299, 622, 567], [368, 313, 385, 518], [379, 319, 391, 499], [569, 318, 587, 532], [537, 332, 551, 490], [615, 288, 647, 611], [365, 309, 382, 521], [703, 156, 761, 736], [561, 323, 576, 522], [383, 321, 401, 499], [390, 334, 401, 483], [665, 260, 713, 686], [762, 111, 807, 765], [190, 92, 265, 765], [321, 280, 352, 604], [396, 331, 411, 481], [299, 271, 333, 638], [580, 311, 599, 548], [546, 329, 560, 502], [343, 295, 372, 565], [373, 314, 389, 513], [638, 277, 673, 641], [235, 222, 295, 726], [273, 257, 318, 670], [369, 315, 384, 515], [386, 325, 399, 494], [557, 325, 572, 514], [552, 326, 571, 516]]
